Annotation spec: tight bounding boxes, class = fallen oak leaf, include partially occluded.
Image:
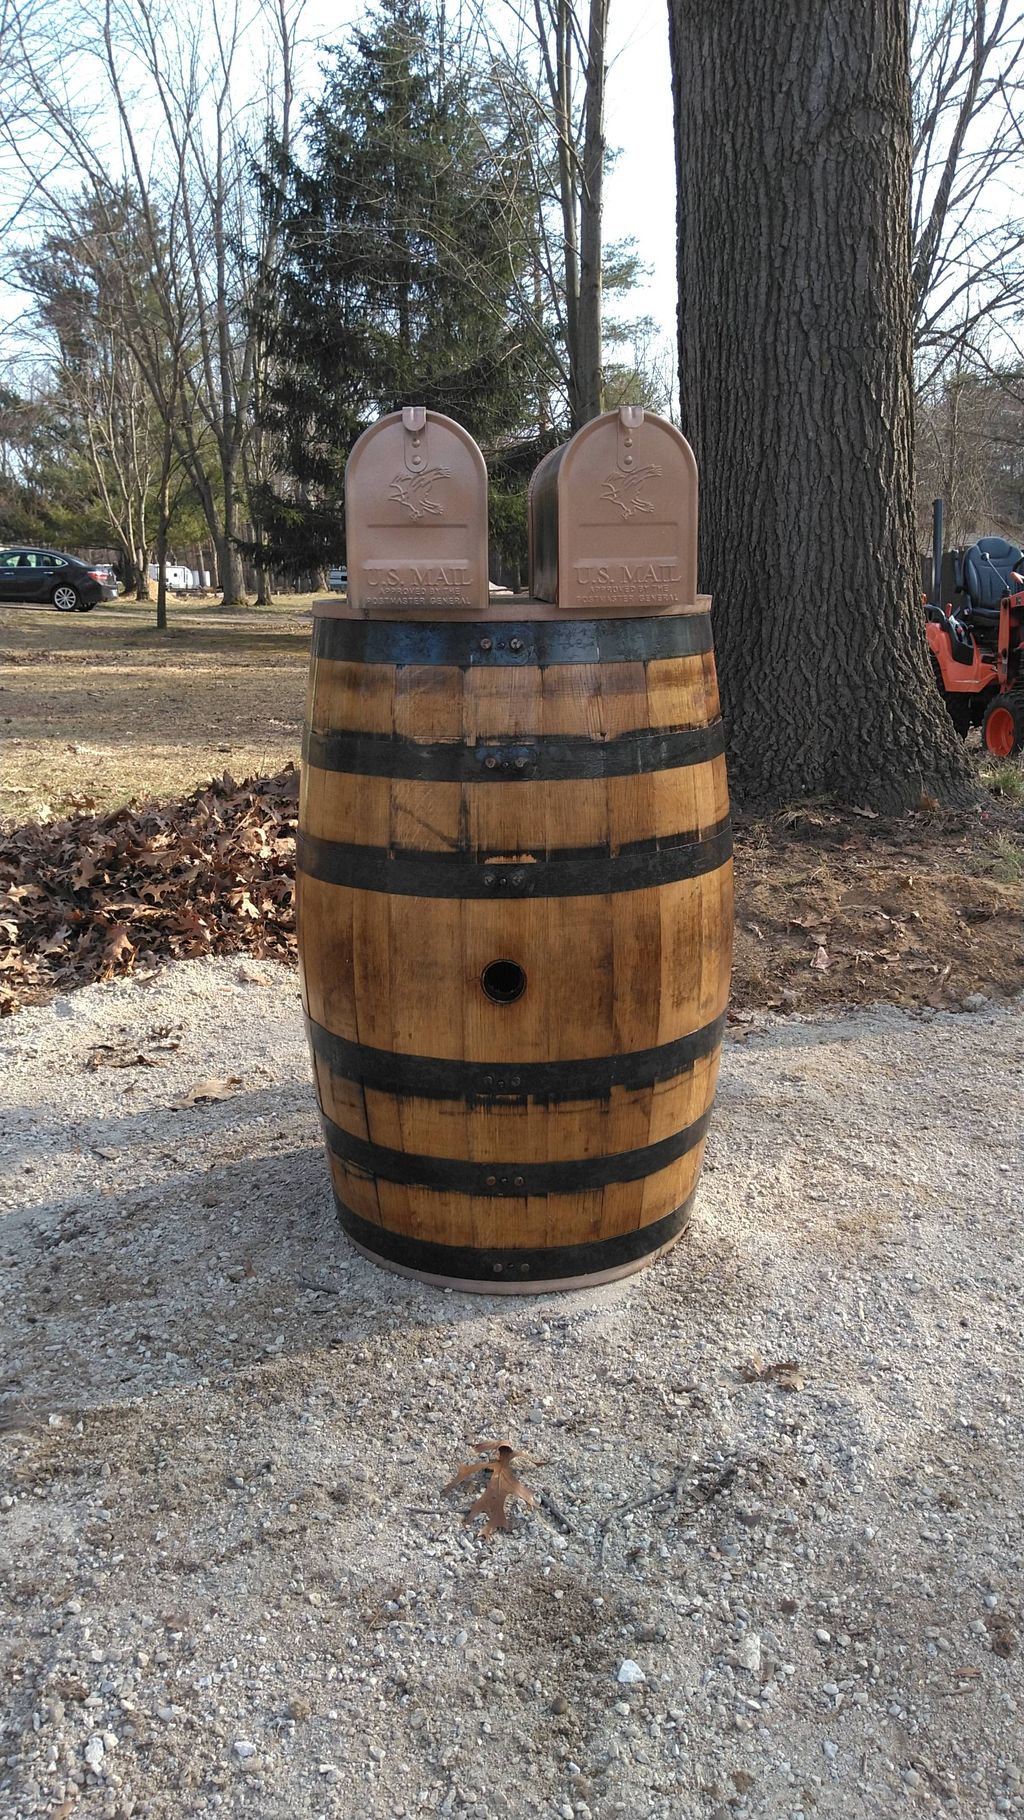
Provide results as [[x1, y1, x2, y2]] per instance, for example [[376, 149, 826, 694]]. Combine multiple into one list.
[[738, 1356, 805, 1392], [100, 924, 136, 976], [180, 1076, 242, 1106], [446, 1440, 539, 1538]]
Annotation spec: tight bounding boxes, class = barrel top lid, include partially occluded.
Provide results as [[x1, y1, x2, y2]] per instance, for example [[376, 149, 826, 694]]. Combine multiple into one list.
[[529, 408, 699, 611], [345, 407, 489, 613]]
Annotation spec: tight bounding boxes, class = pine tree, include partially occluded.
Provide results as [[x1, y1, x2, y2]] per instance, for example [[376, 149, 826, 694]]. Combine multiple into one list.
[[255, 0, 552, 573]]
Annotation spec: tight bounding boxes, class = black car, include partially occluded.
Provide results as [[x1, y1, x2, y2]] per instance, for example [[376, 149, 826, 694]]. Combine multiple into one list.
[[0, 546, 117, 613]]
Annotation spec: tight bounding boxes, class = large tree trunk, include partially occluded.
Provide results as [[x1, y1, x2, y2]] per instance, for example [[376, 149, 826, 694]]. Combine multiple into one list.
[[218, 460, 246, 606], [155, 431, 173, 632], [576, 0, 609, 425], [133, 545, 151, 602], [668, 0, 971, 810]]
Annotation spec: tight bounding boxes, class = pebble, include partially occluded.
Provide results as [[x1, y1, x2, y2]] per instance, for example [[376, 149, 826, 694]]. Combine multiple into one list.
[[233, 1741, 257, 1761], [736, 1632, 762, 1675], [823, 1740, 839, 1761], [902, 1768, 922, 1789], [815, 1629, 831, 1645], [616, 1660, 645, 1685]]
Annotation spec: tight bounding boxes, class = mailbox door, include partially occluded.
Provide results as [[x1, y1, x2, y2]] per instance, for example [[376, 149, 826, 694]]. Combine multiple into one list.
[[557, 409, 699, 610], [345, 407, 489, 612]]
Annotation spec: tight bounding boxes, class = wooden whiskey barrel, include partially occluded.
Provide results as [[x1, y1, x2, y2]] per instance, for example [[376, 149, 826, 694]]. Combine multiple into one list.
[[297, 605, 733, 1292]]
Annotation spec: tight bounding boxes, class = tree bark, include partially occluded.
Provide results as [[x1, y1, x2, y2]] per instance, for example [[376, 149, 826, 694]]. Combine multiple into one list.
[[154, 426, 173, 632], [133, 546, 151, 602], [576, 0, 609, 424], [255, 559, 273, 606], [217, 455, 246, 605], [668, 0, 972, 810]]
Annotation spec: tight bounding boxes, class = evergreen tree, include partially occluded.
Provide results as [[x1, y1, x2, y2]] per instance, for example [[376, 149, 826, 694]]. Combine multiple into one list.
[[255, 0, 553, 574]]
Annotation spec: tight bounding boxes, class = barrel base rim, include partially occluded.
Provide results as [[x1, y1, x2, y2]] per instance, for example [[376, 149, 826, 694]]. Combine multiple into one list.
[[331, 1190, 697, 1295], [343, 1226, 689, 1295]]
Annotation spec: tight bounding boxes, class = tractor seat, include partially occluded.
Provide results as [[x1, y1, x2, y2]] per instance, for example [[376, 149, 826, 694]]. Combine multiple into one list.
[[963, 537, 1024, 627]]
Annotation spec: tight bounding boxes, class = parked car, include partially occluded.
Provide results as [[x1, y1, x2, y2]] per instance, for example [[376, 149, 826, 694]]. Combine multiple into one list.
[[91, 562, 122, 595], [327, 565, 348, 592], [0, 546, 118, 612]]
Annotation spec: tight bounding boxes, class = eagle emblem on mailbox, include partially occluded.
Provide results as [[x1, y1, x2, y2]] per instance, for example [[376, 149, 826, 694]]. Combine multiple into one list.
[[388, 467, 450, 519], [600, 464, 660, 519]]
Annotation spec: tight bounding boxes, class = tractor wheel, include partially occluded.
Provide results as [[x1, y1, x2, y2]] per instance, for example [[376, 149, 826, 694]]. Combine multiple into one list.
[[982, 691, 1024, 759]]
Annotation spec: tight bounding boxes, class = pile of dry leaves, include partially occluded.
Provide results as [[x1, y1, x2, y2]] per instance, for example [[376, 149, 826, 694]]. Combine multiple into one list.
[[0, 767, 298, 1015]]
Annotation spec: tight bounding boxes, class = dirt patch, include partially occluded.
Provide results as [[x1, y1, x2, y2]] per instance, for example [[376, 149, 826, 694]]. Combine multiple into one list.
[[731, 795, 1024, 1015]]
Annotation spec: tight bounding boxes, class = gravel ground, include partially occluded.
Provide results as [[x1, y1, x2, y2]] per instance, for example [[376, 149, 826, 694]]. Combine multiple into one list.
[[1, 959, 1022, 1820]]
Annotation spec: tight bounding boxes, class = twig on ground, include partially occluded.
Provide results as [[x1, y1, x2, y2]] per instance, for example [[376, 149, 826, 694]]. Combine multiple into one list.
[[536, 1486, 573, 1534], [597, 1462, 737, 1569]]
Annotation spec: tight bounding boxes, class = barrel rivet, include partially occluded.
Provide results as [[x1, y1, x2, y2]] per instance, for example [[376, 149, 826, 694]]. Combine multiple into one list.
[[520, 1263, 530, 1275], [483, 1074, 494, 1087], [509, 637, 524, 652], [484, 756, 497, 769], [479, 637, 493, 652], [514, 756, 527, 769], [493, 1263, 503, 1274], [483, 872, 495, 888], [511, 870, 525, 889], [511, 1076, 521, 1088], [513, 1175, 524, 1187], [486, 1174, 497, 1187]]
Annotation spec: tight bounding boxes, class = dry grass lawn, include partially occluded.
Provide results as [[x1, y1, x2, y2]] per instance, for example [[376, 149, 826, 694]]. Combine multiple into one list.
[[0, 599, 312, 821]]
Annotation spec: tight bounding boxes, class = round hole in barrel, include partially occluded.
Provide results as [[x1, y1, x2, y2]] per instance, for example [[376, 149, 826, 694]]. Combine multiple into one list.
[[481, 959, 526, 1004]]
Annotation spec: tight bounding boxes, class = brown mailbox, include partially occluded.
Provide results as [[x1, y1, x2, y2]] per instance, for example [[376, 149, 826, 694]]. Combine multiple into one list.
[[345, 406, 489, 612], [529, 406, 698, 609]]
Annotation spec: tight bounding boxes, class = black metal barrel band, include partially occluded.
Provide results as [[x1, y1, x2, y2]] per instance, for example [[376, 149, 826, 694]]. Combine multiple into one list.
[[305, 1010, 726, 1102], [312, 613, 713, 668], [322, 1107, 712, 1195], [302, 720, 726, 781], [333, 1190, 698, 1283], [296, 819, 732, 899]]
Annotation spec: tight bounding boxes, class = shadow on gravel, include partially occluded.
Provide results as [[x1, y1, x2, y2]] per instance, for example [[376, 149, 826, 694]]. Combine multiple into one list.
[[0, 1079, 315, 1177], [0, 1136, 582, 1416]]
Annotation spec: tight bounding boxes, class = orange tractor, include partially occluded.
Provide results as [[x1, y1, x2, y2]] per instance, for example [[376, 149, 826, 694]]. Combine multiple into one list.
[[925, 499, 1024, 757]]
